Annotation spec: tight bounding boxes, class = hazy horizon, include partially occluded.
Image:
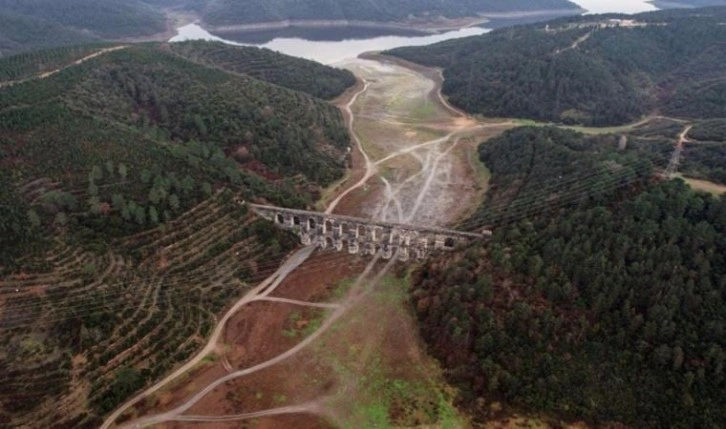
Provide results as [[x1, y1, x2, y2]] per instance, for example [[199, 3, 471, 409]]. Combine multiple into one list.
[[570, 0, 658, 14]]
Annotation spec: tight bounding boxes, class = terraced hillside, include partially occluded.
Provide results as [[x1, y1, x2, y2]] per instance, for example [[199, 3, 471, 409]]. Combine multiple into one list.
[[0, 42, 352, 427], [0, 192, 299, 428]]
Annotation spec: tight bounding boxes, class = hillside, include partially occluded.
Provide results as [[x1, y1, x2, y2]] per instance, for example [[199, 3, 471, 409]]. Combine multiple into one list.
[[411, 127, 726, 428], [0, 0, 585, 56], [169, 41, 356, 100], [651, 0, 726, 7], [199, 0, 582, 26], [0, 0, 166, 57], [387, 7, 726, 126], [0, 42, 352, 427]]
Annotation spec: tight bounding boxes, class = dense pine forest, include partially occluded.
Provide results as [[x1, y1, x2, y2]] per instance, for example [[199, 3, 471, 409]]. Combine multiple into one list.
[[0, 41, 352, 265], [198, 0, 581, 26], [169, 41, 356, 100], [0, 41, 352, 427], [387, 7, 726, 126], [411, 127, 726, 428], [0, 0, 167, 57], [0, 0, 585, 57]]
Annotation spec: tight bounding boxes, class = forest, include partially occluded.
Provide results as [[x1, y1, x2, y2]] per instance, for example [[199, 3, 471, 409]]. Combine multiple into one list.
[[0, 0, 166, 57], [198, 0, 580, 26], [0, 40, 353, 427], [467, 126, 653, 226], [169, 41, 356, 100], [412, 127, 726, 428], [0, 41, 353, 266], [387, 7, 726, 126], [0, 44, 114, 82], [0, 0, 585, 56]]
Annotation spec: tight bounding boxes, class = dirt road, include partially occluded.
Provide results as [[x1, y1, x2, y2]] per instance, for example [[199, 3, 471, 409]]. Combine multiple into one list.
[[328, 56, 509, 225], [101, 246, 316, 429], [0, 45, 127, 88], [106, 54, 502, 429]]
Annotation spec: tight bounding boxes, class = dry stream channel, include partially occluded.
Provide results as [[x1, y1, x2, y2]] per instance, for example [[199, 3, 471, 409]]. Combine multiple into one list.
[[105, 55, 510, 429]]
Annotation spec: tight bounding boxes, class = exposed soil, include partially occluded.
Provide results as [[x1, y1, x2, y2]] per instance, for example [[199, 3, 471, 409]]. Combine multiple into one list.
[[162, 414, 333, 429], [678, 175, 726, 195], [327, 56, 512, 227], [110, 55, 498, 429], [124, 251, 362, 420]]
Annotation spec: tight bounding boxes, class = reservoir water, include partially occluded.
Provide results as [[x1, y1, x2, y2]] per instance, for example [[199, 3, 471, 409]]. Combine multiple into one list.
[[170, 1, 662, 64], [170, 24, 488, 64], [170, 0, 657, 64]]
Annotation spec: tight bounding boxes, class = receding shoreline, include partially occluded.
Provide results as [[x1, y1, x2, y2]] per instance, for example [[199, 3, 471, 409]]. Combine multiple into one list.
[[204, 8, 585, 35]]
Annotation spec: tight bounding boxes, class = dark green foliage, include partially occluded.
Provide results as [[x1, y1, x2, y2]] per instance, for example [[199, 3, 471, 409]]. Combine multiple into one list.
[[0, 0, 582, 56], [413, 178, 726, 427], [387, 7, 726, 126], [92, 367, 145, 414], [0, 42, 349, 259], [170, 41, 356, 100], [200, 0, 580, 26], [0, 44, 114, 82], [680, 143, 726, 184], [690, 119, 726, 142], [0, 0, 165, 38], [0, 10, 99, 58], [469, 127, 652, 226], [623, 119, 726, 185], [0, 171, 38, 267], [0, 0, 165, 57]]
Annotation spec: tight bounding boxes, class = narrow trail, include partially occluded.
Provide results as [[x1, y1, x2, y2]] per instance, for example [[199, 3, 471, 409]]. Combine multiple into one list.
[[108, 55, 501, 429], [101, 245, 316, 429], [326, 81, 374, 215], [666, 124, 693, 177], [0, 45, 128, 88], [436, 69, 468, 118], [554, 29, 594, 55], [172, 401, 324, 422], [404, 136, 463, 223], [252, 296, 341, 309], [119, 253, 396, 428]]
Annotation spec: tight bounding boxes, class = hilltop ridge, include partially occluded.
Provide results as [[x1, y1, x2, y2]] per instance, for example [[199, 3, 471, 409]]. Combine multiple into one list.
[[387, 7, 726, 126], [0, 41, 354, 427]]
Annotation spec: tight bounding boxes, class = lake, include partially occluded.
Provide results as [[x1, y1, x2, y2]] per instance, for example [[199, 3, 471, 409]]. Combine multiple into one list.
[[170, 24, 488, 65], [169, 1, 660, 64]]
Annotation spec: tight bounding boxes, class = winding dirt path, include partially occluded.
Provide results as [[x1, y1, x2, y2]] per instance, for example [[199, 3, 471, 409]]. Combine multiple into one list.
[[666, 124, 693, 177], [101, 245, 316, 429], [106, 53, 502, 429], [118, 253, 396, 428], [328, 56, 511, 226], [0, 45, 128, 88], [172, 401, 323, 422], [325, 81, 375, 215]]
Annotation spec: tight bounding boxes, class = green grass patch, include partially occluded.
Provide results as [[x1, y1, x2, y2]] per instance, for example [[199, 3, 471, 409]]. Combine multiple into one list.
[[318, 273, 466, 428], [282, 309, 329, 339]]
